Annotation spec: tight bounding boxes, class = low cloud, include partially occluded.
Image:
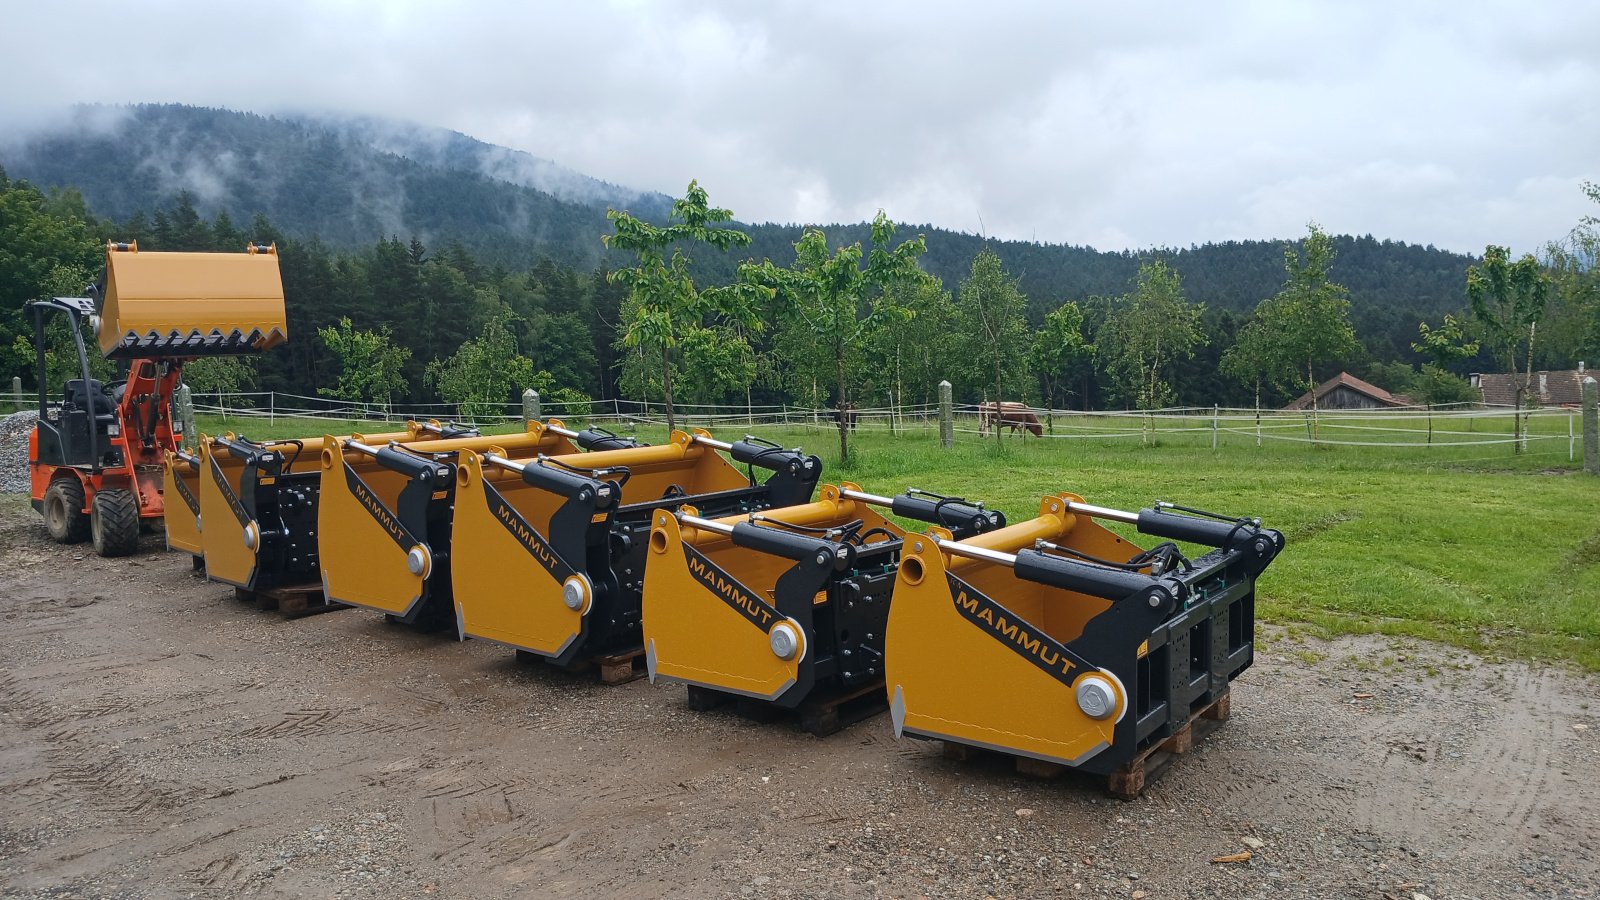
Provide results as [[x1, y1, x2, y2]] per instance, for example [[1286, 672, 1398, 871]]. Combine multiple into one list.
[[1, 0, 1593, 254]]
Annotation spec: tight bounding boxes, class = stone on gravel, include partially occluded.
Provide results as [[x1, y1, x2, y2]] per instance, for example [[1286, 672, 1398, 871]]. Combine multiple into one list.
[[0, 410, 39, 493]]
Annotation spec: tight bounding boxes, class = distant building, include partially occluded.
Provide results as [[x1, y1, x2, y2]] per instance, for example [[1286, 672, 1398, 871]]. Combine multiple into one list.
[[1471, 363, 1590, 407], [1283, 372, 1410, 411]]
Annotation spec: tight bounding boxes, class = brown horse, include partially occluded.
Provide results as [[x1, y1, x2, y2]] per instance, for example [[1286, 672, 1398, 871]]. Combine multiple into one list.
[[978, 401, 1042, 437]]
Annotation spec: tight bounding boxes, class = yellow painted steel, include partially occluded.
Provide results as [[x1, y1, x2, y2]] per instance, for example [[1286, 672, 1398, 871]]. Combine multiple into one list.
[[885, 494, 1136, 767], [642, 483, 902, 701], [98, 243, 287, 358], [162, 451, 203, 555], [197, 437, 256, 587], [195, 426, 424, 589], [450, 429, 752, 657], [316, 423, 580, 616]]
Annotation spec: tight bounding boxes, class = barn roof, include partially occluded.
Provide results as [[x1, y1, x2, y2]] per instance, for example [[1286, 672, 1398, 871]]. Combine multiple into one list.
[[1283, 372, 1408, 411], [1474, 368, 1593, 407]]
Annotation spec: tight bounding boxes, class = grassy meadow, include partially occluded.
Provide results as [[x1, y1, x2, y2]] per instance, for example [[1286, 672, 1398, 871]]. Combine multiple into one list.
[[194, 407, 1600, 669]]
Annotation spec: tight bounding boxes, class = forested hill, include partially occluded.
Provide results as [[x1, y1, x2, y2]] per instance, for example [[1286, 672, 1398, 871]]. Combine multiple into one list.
[[2, 103, 1477, 352], [0, 104, 673, 268]]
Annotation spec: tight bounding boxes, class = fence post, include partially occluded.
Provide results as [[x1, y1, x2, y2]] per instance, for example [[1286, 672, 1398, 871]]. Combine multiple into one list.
[[10, 376, 20, 412], [523, 388, 541, 424], [269, 390, 275, 428], [1584, 377, 1598, 475], [938, 380, 954, 449], [1211, 404, 1219, 451], [174, 384, 196, 450]]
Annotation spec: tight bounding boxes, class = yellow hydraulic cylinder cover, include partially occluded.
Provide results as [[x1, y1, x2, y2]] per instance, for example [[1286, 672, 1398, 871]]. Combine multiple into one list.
[[98, 243, 287, 358]]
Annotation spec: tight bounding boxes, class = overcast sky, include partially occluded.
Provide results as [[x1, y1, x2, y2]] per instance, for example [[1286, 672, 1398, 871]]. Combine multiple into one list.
[[2, 0, 1595, 254]]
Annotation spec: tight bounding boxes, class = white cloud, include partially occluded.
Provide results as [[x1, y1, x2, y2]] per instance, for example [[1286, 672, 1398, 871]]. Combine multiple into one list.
[[0, 0, 1594, 253]]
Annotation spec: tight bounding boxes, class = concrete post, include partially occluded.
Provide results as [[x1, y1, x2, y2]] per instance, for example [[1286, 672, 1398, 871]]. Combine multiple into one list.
[[10, 375, 21, 412], [938, 380, 954, 449], [1584, 377, 1598, 475], [174, 384, 197, 450], [523, 388, 541, 424]]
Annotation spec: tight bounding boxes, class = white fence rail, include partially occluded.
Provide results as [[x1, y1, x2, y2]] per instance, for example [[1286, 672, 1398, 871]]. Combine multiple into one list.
[[3, 390, 1587, 459]]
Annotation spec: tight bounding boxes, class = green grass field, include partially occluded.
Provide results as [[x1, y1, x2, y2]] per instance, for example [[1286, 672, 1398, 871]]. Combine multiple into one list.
[[194, 409, 1600, 669]]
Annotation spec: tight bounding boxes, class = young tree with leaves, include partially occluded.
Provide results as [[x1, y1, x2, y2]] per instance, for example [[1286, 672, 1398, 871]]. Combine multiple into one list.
[[1028, 301, 1094, 432], [1465, 245, 1550, 451], [317, 316, 411, 410], [1100, 260, 1206, 444], [1253, 224, 1358, 436], [425, 311, 541, 421], [747, 212, 927, 462], [956, 249, 1030, 448], [604, 181, 760, 434]]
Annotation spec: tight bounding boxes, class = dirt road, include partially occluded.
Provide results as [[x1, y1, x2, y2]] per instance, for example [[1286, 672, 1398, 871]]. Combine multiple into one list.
[[0, 497, 1595, 899]]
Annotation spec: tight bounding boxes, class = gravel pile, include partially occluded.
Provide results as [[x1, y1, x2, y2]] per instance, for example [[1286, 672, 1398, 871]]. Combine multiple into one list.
[[0, 410, 38, 493]]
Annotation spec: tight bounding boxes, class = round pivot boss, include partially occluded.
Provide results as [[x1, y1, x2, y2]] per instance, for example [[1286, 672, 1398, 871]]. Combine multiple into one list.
[[768, 622, 800, 660], [242, 522, 259, 550], [561, 574, 592, 612], [1075, 675, 1117, 720], [405, 545, 430, 577]]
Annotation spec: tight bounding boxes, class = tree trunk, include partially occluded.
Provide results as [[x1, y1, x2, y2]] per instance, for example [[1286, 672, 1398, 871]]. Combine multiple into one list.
[[994, 354, 1004, 450], [1307, 359, 1318, 443], [836, 344, 849, 463], [661, 346, 676, 434]]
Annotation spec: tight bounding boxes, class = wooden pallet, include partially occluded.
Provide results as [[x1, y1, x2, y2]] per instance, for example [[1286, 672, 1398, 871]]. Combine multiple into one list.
[[233, 583, 348, 619], [594, 648, 647, 685], [938, 690, 1232, 799], [512, 647, 646, 685], [685, 680, 888, 737]]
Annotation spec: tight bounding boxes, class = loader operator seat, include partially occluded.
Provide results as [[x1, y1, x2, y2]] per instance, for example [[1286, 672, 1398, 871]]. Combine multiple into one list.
[[64, 379, 116, 420]]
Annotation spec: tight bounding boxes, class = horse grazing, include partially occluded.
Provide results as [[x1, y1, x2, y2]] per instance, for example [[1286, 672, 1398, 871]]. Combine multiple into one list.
[[836, 403, 858, 433], [978, 401, 1042, 437]]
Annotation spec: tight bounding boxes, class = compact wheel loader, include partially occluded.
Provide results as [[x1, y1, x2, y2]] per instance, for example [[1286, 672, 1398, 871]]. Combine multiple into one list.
[[885, 494, 1282, 780], [27, 242, 287, 556], [189, 421, 477, 593], [315, 421, 595, 629], [641, 483, 1004, 733], [450, 428, 822, 675]]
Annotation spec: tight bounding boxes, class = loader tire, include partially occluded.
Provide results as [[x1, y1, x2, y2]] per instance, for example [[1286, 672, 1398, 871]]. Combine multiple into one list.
[[91, 488, 141, 558], [43, 479, 91, 544]]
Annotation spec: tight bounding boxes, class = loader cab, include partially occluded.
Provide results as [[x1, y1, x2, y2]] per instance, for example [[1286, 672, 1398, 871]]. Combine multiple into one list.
[[27, 297, 120, 472]]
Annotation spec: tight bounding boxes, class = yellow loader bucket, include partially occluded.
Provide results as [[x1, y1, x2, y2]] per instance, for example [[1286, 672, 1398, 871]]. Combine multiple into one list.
[[162, 449, 204, 557], [641, 484, 1004, 733], [450, 429, 819, 670], [97, 242, 288, 359], [317, 423, 580, 629], [199, 422, 457, 593], [886, 494, 1283, 775]]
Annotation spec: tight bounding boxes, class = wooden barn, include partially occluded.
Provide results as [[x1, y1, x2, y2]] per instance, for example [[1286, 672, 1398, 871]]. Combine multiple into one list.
[[1471, 364, 1591, 407], [1283, 372, 1409, 411]]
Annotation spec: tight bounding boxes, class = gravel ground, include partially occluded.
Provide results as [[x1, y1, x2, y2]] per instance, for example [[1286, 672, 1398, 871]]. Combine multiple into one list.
[[0, 410, 37, 493], [0, 494, 1596, 899]]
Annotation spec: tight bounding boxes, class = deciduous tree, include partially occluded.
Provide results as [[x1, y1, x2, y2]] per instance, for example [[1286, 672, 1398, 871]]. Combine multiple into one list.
[[1465, 245, 1550, 451], [1100, 260, 1206, 444], [1028, 301, 1094, 432], [747, 212, 927, 462], [957, 249, 1030, 448], [604, 181, 759, 433], [317, 316, 410, 409]]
